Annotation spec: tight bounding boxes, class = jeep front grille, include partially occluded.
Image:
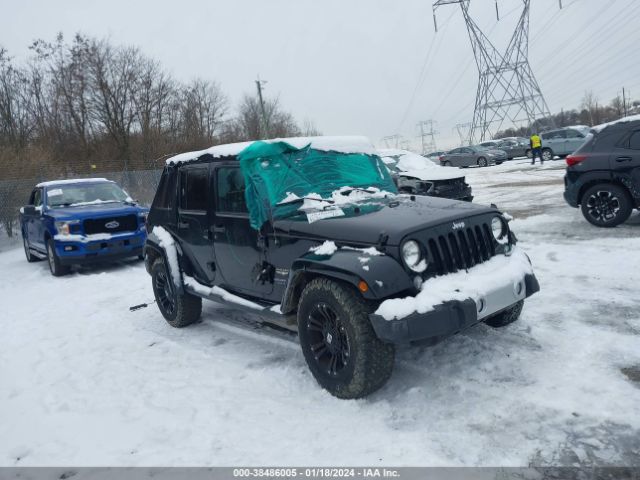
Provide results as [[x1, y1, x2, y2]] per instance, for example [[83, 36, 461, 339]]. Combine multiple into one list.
[[83, 215, 138, 235], [426, 223, 496, 275]]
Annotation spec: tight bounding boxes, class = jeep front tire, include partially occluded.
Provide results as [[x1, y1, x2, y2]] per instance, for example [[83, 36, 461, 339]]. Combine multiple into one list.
[[297, 278, 395, 399], [484, 300, 524, 328], [151, 258, 202, 328]]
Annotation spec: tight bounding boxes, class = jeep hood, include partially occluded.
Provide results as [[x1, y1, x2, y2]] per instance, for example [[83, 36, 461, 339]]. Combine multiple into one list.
[[274, 195, 496, 246]]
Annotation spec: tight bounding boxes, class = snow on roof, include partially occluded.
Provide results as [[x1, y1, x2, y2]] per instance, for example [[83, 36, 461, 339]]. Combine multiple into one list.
[[166, 136, 377, 165], [36, 178, 111, 188], [593, 114, 640, 132]]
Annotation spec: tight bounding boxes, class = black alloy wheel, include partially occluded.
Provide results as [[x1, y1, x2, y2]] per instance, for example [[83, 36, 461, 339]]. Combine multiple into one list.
[[305, 302, 351, 378], [154, 267, 176, 317], [581, 184, 632, 228]]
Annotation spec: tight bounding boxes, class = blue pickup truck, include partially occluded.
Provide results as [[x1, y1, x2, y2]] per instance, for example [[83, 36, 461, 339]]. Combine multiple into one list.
[[20, 178, 149, 276]]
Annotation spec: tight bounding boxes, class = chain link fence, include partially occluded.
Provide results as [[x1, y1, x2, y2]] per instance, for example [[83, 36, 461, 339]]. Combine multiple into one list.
[[0, 169, 162, 238]]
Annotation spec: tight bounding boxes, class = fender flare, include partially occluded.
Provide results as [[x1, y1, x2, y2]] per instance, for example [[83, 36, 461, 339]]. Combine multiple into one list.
[[144, 229, 185, 294], [281, 250, 413, 315]]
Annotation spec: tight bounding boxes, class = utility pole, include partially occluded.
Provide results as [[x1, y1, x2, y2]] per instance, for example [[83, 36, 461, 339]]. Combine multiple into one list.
[[255, 76, 269, 139], [417, 120, 439, 154], [623, 87, 628, 117], [433, 0, 555, 142]]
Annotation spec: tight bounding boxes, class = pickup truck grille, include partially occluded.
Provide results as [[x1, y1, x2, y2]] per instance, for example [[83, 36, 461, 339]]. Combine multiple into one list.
[[84, 215, 138, 235], [426, 223, 496, 275]]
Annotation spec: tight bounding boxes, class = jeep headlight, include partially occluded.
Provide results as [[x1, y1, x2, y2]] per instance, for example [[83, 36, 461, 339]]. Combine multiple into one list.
[[402, 240, 427, 272], [491, 216, 509, 244]]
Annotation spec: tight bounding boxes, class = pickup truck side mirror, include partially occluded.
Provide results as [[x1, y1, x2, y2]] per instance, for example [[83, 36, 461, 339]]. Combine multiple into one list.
[[22, 205, 38, 216]]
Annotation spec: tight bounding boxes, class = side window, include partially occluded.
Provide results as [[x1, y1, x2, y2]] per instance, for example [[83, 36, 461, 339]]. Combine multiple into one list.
[[33, 189, 42, 207], [216, 167, 247, 213], [628, 131, 640, 150], [462, 148, 473, 154], [179, 167, 208, 211], [28, 190, 37, 206], [566, 129, 583, 139], [152, 171, 177, 209]]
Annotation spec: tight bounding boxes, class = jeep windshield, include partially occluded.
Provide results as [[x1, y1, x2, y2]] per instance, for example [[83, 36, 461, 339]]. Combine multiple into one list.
[[238, 141, 397, 229], [47, 182, 130, 208]]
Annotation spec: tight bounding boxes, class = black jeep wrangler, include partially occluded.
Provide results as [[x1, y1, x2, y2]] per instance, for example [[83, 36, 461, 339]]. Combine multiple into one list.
[[144, 136, 539, 399], [564, 118, 640, 227]]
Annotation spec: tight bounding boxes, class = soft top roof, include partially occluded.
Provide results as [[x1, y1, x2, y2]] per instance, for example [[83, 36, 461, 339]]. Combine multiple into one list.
[[36, 178, 111, 188], [165, 136, 377, 165]]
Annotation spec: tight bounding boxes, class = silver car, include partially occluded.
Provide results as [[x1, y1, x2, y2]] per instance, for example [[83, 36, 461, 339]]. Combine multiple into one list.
[[540, 127, 590, 161], [479, 138, 530, 160], [439, 145, 507, 168]]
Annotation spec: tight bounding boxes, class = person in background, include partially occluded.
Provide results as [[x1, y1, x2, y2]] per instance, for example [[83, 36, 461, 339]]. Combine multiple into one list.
[[530, 133, 543, 165]]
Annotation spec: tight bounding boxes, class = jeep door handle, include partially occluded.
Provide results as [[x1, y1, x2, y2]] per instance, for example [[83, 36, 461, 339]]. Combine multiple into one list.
[[212, 225, 226, 233], [616, 156, 632, 162]]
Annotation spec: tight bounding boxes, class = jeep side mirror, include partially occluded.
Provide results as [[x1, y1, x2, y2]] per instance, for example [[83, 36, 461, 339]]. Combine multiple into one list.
[[22, 205, 37, 216]]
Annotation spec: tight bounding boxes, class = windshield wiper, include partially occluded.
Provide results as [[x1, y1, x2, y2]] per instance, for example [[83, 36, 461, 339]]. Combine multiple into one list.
[[339, 187, 378, 195]]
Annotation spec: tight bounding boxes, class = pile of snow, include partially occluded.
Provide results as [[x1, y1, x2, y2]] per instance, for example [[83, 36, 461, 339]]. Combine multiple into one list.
[[375, 248, 533, 321], [378, 148, 438, 171], [166, 136, 377, 165], [309, 241, 338, 256], [593, 114, 640, 132]]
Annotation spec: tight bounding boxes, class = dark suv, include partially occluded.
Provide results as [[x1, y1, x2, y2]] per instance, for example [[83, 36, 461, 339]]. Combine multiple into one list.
[[564, 118, 640, 227], [144, 136, 539, 399]]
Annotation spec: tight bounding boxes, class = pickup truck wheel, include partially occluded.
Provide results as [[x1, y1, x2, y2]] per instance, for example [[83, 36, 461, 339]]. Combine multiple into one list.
[[47, 240, 70, 276], [297, 278, 395, 399], [484, 300, 524, 328], [151, 259, 201, 328], [23, 235, 39, 263], [580, 184, 632, 228]]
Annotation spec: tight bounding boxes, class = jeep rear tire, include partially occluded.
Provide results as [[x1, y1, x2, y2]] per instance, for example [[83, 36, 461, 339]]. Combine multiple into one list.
[[47, 239, 70, 276], [484, 300, 524, 328], [151, 258, 202, 328], [297, 278, 395, 399], [580, 184, 632, 228]]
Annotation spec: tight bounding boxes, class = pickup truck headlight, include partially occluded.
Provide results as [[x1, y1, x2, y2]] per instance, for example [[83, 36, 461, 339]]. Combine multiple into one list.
[[402, 240, 428, 272], [138, 211, 148, 226], [491, 216, 509, 244], [55, 220, 80, 236]]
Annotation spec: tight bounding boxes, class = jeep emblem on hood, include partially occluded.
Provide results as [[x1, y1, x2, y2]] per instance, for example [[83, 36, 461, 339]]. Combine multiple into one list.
[[105, 220, 120, 229], [452, 221, 465, 230]]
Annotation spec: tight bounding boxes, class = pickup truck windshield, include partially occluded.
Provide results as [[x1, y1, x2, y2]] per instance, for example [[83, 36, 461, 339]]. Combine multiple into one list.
[[46, 182, 129, 207], [238, 141, 397, 229]]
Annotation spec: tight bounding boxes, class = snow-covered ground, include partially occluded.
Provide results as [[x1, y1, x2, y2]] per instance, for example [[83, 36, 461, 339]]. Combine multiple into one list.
[[1, 158, 639, 467]]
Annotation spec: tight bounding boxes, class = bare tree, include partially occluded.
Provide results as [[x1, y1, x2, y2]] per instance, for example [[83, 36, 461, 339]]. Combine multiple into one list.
[[180, 79, 227, 146]]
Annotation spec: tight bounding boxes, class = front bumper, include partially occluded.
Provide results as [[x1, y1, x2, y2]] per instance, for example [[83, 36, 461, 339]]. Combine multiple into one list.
[[54, 230, 146, 265], [369, 250, 540, 344]]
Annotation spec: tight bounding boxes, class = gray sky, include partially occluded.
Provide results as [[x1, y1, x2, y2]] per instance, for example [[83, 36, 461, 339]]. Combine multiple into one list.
[[2, 0, 640, 150]]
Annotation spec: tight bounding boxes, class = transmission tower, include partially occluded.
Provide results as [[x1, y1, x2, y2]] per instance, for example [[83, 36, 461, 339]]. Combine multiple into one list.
[[417, 120, 439, 154], [455, 122, 473, 146], [381, 135, 403, 148], [433, 0, 555, 142]]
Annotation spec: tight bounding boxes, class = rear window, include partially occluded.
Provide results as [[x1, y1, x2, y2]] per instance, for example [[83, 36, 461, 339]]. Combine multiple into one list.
[[152, 170, 177, 210], [179, 167, 208, 211]]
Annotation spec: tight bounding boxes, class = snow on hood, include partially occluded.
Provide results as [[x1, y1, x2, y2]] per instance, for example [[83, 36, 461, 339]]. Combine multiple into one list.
[[378, 148, 462, 181], [37, 178, 110, 188], [593, 114, 640, 132], [166, 136, 378, 165]]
